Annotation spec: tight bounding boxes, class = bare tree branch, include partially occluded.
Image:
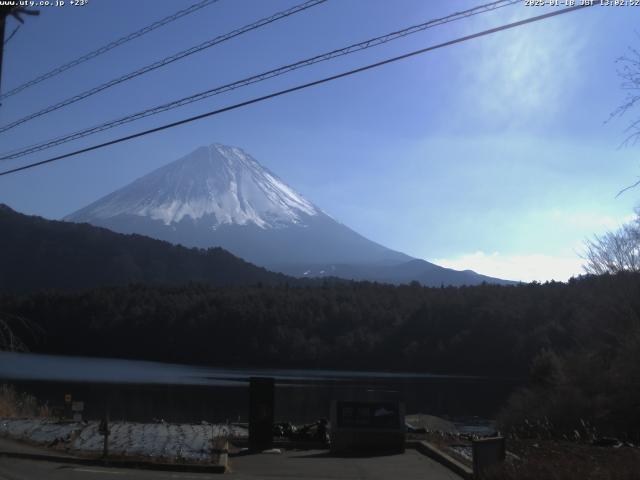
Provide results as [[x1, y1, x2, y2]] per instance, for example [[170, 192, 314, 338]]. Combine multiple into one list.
[[583, 211, 640, 274], [609, 41, 640, 152], [616, 176, 640, 198], [0, 312, 42, 352]]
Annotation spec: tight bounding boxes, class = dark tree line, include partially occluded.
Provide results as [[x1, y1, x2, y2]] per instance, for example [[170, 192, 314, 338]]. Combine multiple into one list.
[[3, 273, 640, 438], [1, 273, 638, 377]]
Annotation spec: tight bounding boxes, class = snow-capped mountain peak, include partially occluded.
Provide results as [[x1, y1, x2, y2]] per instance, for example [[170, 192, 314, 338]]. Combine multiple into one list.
[[67, 143, 318, 229], [65, 142, 511, 286]]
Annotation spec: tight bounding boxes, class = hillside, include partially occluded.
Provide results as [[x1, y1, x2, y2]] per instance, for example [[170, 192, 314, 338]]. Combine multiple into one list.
[[0, 204, 292, 292]]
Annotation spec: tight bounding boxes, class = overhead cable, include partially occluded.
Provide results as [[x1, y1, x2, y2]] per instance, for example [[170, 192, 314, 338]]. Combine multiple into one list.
[[0, 0, 520, 161], [0, 0, 327, 133], [0, 3, 597, 177], [0, 0, 222, 100]]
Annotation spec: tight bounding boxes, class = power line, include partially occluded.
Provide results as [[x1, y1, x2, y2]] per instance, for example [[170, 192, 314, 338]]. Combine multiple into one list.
[[0, 0, 327, 134], [0, 3, 596, 178], [0, 0, 221, 101], [0, 0, 521, 161]]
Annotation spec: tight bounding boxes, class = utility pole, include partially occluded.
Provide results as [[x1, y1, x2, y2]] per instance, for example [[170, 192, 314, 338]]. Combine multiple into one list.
[[0, 7, 9, 97], [0, 6, 39, 100]]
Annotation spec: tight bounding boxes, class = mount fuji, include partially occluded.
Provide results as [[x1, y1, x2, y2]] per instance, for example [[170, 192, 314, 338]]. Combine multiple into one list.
[[66, 143, 512, 286]]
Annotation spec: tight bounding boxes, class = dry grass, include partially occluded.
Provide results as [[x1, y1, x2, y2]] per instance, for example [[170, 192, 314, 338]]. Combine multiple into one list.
[[411, 426, 640, 479], [0, 384, 49, 418], [483, 439, 640, 480], [417, 431, 473, 467]]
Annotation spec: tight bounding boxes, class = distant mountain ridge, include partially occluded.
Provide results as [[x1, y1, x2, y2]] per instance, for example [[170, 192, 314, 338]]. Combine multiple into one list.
[[66, 143, 514, 286], [275, 260, 514, 287]]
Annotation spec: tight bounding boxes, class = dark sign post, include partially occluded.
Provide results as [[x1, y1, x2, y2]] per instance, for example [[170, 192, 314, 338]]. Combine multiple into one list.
[[249, 377, 274, 452], [99, 392, 111, 461], [63, 393, 72, 419], [99, 414, 110, 459]]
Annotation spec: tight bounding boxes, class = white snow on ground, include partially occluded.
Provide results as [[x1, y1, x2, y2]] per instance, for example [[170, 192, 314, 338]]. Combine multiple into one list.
[[449, 445, 473, 461], [0, 418, 247, 463], [0, 418, 82, 445]]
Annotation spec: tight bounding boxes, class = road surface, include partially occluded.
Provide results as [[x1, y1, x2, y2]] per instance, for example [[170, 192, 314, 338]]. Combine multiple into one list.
[[0, 438, 462, 479], [228, 448, 463, 479]]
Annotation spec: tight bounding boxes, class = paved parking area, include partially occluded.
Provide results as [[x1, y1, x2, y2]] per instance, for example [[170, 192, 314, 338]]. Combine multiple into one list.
[[228, 448, 462, 479], [0, 437, 462, 479], [0, 457, 214, 480]]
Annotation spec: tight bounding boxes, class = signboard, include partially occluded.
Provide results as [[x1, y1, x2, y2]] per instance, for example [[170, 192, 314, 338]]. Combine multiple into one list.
[[72, 401, 84, 412], [73, 413, 83, 422], [336, 402, 401, 430], [64, 394, 72, 403], [331, 400, 405, 454]]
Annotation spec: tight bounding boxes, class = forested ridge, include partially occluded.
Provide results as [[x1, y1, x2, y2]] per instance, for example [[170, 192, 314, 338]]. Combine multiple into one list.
[[0, 204, 292, 291], [3, 273, 639, 379]]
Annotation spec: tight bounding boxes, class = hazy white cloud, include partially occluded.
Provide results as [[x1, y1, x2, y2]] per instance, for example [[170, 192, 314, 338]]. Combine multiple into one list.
[[457, 9, 587, 125], [434, 251, 585, 283], [548, 209, 636, 232]]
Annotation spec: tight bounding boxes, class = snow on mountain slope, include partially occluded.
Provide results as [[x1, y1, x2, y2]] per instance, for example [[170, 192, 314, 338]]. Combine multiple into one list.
[[65, 142, 510, 286], [66, 143, 412, 268], [70, 144, 318, 229]]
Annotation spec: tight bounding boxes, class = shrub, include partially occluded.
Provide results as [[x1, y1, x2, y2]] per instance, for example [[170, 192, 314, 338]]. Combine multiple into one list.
[[0, 384, 49, 418]]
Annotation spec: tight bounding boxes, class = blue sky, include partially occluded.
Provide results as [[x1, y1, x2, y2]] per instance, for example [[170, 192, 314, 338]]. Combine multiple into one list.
[[0, 0, 638, 282]]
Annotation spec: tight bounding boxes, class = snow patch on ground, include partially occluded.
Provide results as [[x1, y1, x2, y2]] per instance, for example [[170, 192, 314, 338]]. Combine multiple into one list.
[[0, 418, 81, 445], [0, 418, 247, 463]]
